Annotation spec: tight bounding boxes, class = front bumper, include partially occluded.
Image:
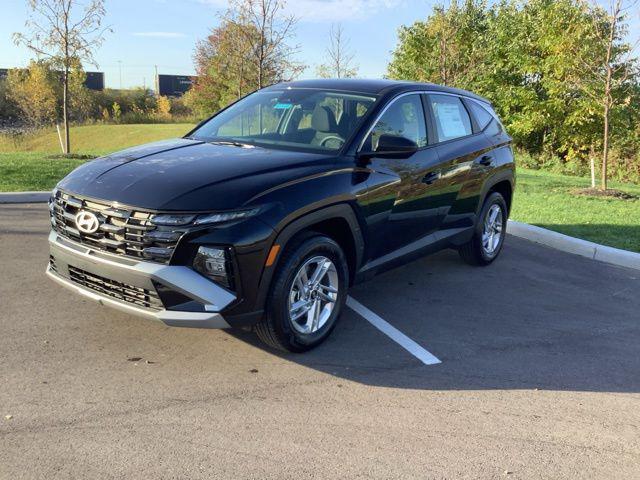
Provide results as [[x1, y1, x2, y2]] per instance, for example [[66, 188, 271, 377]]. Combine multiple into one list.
[[46, 231, 236, 328]]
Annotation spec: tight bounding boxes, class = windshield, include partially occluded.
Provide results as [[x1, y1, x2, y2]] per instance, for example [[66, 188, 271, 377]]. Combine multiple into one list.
[[189, 89, 377, 153]]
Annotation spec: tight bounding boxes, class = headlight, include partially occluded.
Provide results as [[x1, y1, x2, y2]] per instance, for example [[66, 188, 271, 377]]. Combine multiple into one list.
[[193, 208, 260, 225], [151, 208, 259, 227], [192, 246, 233, 289], [150, 214, 196, 226]]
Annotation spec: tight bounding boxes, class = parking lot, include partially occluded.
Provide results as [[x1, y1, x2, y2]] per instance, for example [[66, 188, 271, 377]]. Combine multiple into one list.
[[1, 203, 639, 479]]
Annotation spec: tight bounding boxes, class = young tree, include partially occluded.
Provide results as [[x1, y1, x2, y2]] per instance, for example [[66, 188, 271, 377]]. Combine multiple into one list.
[[227, 0, 305, 89], [316, 24, 359, 79], [13, 0, 110, 153], [588, 0, 638, 190]]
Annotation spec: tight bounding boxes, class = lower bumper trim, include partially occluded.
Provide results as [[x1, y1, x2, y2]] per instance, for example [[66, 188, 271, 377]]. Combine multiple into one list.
[[47, 267, 231, 329]]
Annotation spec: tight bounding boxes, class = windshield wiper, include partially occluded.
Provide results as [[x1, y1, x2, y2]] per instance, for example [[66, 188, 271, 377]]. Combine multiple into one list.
[[208, 140, 254, 148]]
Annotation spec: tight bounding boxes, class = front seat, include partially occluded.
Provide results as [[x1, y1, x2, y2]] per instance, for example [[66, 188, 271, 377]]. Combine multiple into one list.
[[311, 106, 341, 147]]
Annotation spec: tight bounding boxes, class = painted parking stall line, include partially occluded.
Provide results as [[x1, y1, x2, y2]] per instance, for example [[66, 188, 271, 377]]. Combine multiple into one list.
[[346, 296, 441, 366]]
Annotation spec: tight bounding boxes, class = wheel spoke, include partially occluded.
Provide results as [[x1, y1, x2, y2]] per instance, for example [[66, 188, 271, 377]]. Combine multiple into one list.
[[318, 284, 338, 294], [317, 290, 336, 303], [294, 274, 306, 296], [488, 207, 499, 225], [290, 300, 309, 321], [309, 260, 331, 288], [308, 299, 321, 331]]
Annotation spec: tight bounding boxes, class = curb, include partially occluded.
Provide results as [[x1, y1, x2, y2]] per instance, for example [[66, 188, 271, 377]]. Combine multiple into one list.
[[0, 191, 50, 204], [507, 220, 640, 271]]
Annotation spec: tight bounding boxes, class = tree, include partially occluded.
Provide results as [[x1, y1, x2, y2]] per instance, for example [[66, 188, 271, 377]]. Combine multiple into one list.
[[316, 24, 358, 79], [386, 0, 640, 185], [187, 1, 305, 117], [13, 0, 110, 154], [227, 0, 305, 89], [6, 60, 58, 126], [572, 0, 639, 190], [387, 0, 488, 88], [186, 19, 258, 115]]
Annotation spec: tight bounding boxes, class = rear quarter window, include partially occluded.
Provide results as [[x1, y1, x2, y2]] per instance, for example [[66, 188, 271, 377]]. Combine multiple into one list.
[[467, 101, 494, 130]]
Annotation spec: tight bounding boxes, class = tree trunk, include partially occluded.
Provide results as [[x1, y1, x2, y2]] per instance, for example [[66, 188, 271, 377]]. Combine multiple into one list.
[[602, 100, 609, 191], [590, 151, 596, 189], [63, 67, 70, 154]]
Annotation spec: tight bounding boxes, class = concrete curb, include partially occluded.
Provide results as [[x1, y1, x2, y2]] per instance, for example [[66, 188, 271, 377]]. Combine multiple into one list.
[[0, 191, 50, 204], [507, 220, 640, 271]]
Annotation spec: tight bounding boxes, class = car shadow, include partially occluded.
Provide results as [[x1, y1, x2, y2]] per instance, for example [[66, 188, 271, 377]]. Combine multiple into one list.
[[228, 236, 640, 393]]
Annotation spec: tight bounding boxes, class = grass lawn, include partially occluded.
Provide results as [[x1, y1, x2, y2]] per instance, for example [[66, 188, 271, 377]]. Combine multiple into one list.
[[0, 123, 195, 155], [1, 123, 639, 252], [511, 169, 640, 253]]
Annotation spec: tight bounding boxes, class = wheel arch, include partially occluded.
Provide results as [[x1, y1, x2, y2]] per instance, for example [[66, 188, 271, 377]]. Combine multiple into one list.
[[480, 172, 515, 216], [255, 203, 365, 312]]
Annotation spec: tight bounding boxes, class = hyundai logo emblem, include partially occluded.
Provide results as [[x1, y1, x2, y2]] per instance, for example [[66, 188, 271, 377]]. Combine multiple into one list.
[[75, 211, 100, 234]]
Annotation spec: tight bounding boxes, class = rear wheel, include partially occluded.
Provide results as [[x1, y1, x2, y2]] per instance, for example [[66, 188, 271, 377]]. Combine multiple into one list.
[[458, 192, 507, 266], [255, 234, 348, 352]]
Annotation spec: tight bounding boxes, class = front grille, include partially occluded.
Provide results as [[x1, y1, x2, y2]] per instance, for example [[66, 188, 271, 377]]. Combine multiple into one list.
[[68, 266, 163, 310], [51, 191, 183, 264]]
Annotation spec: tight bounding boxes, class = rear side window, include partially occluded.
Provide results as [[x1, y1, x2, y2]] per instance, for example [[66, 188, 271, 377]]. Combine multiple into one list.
[[467, 101, 493, 130], [428, 95, 472, 142], [365, 94, 427, 150]]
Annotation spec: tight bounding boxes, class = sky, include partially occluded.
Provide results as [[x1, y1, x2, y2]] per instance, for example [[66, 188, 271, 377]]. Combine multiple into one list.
[[1, 0, 436, 89], [2, 0, 638, 90]]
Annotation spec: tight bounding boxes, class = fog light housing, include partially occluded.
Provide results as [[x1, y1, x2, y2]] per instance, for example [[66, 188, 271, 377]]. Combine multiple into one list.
[[193, 246, 233, 289]]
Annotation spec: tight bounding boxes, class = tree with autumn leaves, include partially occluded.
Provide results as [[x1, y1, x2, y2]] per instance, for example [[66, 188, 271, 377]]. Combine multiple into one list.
[[186, 0, 304, 116]]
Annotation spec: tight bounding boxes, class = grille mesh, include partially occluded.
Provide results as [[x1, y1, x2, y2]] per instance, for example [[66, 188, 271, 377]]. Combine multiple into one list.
[[51, 191, 182, 263], [67, 265, 162, 310]]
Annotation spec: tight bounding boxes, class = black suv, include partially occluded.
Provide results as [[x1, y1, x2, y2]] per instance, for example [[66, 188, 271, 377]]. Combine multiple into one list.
[[47, 79, 515, 352]]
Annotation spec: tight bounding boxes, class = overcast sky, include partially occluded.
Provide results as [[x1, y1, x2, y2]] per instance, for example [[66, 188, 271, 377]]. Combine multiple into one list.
[[2, 0, 638, 89]]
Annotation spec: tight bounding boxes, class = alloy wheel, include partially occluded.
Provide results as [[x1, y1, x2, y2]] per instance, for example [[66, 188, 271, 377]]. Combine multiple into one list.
[[288, 255, 339, 334], [482, 204, 504, 256]]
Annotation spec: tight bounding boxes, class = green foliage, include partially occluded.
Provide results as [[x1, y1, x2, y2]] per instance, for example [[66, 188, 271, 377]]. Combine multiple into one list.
[[5, 60, 58, 126], [387, 0, 640, 182]]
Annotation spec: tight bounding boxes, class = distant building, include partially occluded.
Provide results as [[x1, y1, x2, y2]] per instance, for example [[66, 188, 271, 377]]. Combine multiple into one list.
[[0, 68, 104, 91], [157, 74, 195, 97]]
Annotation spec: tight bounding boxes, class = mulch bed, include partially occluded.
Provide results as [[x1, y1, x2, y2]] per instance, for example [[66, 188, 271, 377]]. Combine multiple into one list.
[[572, 187, 638, 200]]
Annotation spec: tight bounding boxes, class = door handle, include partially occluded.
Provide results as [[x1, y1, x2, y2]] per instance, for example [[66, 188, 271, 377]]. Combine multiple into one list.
[[422, 171, 441, 185], [477, 155, 492, 166]]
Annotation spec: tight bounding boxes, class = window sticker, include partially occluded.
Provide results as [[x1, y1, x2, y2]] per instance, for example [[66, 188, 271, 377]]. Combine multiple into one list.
[[273, 102, 293, 109], [435, 103, 467, 138]]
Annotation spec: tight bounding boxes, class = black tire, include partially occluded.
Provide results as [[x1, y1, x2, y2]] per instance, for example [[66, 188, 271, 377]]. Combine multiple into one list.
[[255, 233, 349, 352], [458, 192, 508, 266]]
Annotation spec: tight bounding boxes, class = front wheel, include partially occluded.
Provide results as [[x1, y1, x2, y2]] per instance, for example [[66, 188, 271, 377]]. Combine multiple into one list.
[[458, 192, 507, 266], [255, 234, 349, 352]]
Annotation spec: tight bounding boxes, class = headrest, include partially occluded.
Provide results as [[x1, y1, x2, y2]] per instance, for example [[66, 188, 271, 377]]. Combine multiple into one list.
[[311, 106, 337, 133]]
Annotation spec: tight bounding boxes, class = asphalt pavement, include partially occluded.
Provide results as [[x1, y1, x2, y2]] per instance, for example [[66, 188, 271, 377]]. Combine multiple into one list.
[[1, 204, 639, 479]]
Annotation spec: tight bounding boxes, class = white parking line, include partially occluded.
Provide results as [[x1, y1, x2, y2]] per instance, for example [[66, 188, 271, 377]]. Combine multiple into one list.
[[346, 296, 442, 366]]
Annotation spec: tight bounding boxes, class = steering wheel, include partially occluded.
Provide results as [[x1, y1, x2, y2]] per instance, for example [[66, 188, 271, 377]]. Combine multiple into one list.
[[319, 135, 345, 148]]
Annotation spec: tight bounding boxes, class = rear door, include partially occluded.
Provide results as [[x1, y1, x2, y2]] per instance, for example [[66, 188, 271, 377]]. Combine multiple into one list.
[[426, 94, 493, 232]]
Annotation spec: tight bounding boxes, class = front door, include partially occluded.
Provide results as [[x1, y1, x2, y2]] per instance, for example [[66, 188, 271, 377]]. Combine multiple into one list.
[[361, 93, 447, 260]]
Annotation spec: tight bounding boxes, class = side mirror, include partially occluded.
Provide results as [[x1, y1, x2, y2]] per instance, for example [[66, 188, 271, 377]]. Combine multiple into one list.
[[358, 134, 418, 160]]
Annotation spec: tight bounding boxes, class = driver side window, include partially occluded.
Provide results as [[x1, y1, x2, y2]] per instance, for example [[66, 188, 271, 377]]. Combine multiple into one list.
[[365, 94, 427, 151]]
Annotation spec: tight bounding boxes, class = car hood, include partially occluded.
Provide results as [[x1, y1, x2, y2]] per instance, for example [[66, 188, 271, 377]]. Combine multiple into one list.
[[57, 138, 338, 211]]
